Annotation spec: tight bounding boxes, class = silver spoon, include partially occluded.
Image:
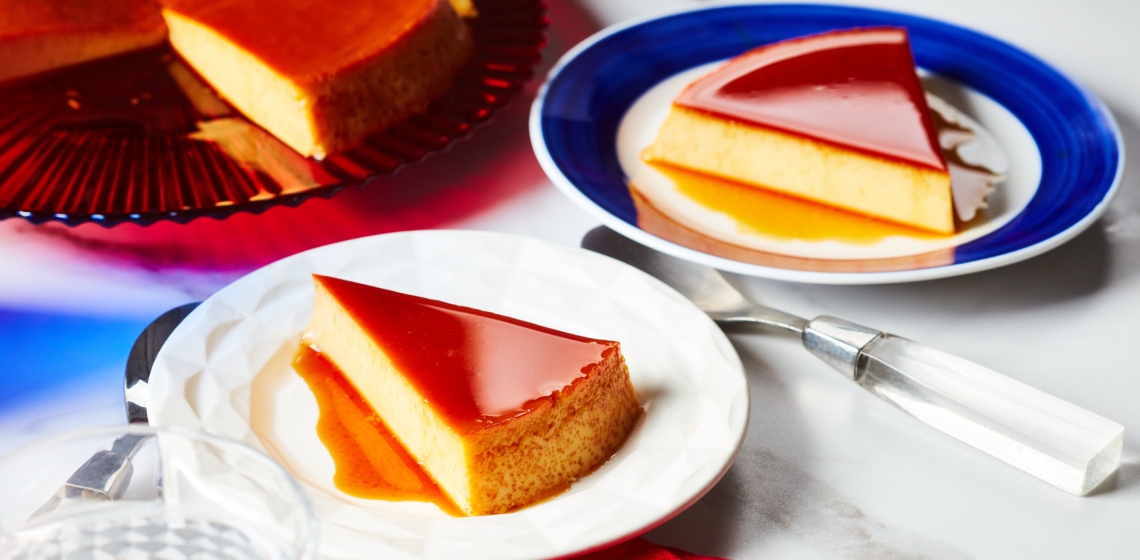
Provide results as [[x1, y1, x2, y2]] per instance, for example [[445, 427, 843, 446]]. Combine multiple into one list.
[[581, 226, 1123, 496], [123, 303, 200, 425], [31, 303, 199, 518]]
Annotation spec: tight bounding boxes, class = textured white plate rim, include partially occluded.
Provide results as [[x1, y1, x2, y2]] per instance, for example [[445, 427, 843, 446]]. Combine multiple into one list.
[[528, 5, 1126, 285], [147, 229, 748, 560]]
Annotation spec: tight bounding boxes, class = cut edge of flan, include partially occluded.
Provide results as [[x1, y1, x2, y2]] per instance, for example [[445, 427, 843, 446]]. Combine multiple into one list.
[[161, 0, 474, 158], [644, 106, 956, 234], [303, 275, 643, 515], [643, 27, 955, 235]]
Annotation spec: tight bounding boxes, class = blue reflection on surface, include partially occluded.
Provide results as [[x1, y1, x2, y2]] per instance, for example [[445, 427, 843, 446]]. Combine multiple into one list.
[[0, 307, 148, 410]]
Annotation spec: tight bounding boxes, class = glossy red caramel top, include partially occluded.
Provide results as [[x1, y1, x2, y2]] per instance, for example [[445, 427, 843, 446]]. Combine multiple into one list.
[[314, 275, 616, 434], [160, 0, 441, 79], [675, 27, 946, 171], [1, 0, 164, 38]]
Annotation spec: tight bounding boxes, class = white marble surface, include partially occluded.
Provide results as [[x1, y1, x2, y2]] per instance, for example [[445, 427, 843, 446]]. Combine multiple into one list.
[[582, 1, 1140, 558], [1, 0, 1138, 558]]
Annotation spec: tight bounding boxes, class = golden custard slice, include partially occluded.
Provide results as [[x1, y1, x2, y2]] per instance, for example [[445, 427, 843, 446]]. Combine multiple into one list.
[[644, 27, 955, 234], [161, 0, 474, 158], [0, 0, 166, 82], [304, 275, 642, 516]]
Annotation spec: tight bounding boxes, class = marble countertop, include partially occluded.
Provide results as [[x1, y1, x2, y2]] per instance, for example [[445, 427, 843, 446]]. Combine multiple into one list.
[[593, 1, 1140, 558], [1, 0, 1138, 558]]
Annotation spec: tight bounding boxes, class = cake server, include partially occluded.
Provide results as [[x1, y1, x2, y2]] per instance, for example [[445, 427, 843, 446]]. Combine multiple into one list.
[[581, 226, 1123, 496]]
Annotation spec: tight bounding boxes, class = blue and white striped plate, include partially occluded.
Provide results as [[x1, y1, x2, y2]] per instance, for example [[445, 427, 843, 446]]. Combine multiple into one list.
[[530, 4, 1123, 284]]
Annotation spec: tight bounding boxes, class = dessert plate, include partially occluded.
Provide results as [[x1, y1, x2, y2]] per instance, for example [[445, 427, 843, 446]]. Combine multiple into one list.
[[530, 4, 1124, 284], [146, 230, 747, 560], [0, 0, 546, 227]]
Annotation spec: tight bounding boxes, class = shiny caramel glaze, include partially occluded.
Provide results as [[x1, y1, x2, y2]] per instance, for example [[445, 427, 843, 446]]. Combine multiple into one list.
[[293, 343, 462, 515], [675, 27, 946, 171], [159, 0, 444, 80], [642, 161, 940, 244], [311, 275, 617, 434], [630, 186, 956, 272], [0, 0, 163, 38], [928, 105, 1004, 223], [0, 0, 166, 83]]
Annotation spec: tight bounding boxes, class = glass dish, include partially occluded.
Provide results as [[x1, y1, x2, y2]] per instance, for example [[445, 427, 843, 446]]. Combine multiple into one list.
[[0, 0, 547, 227], [0, 425, 317, 560]]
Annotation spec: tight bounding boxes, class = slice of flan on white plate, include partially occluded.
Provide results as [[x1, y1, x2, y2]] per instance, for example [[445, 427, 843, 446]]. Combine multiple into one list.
[[304, 274, 643, 515]]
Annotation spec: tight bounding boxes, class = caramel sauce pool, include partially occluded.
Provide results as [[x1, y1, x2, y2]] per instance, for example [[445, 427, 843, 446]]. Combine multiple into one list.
[[292, 344, 463, 516], [648, 162, 943, 243]]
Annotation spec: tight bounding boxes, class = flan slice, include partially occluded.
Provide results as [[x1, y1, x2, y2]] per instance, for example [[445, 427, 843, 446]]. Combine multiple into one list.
[[0, 0, 166, 83], [161, 0, 474, 158], [304, 275, 642, 515], [644, 28, 955, 234]]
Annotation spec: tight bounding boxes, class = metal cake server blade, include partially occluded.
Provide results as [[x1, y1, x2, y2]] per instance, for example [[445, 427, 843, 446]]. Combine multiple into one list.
[[582, 226, 1124, 496]]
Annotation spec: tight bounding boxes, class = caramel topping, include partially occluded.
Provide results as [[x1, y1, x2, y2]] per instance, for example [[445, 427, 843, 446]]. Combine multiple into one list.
[[639, 162, 942, 243], [0, 0, 162, 37], [675, 27, 946, 171], [293, 344, 462, 515], [313, 275, 615, 434]]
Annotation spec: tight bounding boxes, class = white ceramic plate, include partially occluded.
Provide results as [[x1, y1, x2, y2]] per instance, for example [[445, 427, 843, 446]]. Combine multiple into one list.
[[148, 230, 747, 560], [615, 64, 1038, 262]]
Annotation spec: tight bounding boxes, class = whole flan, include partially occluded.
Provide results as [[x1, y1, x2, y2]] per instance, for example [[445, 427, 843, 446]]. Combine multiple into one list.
[[644, 27, 955, 235], [0, 0, 166, 82], [161, 0, 474, 158], [304, 275, 642, 515]]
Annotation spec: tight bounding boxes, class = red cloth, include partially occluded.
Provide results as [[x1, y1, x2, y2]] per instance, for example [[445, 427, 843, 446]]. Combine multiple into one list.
[[575, 538, 724, 560]]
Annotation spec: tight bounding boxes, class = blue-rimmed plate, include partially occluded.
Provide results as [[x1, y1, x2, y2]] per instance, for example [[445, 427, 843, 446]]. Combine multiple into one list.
[[529, 4, 1123, 284]]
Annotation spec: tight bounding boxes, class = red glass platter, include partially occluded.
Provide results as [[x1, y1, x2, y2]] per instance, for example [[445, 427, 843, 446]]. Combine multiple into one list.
[[0, 0, 547, 227]]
